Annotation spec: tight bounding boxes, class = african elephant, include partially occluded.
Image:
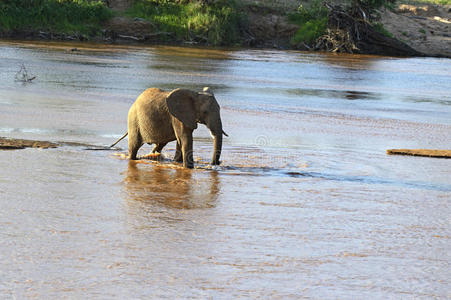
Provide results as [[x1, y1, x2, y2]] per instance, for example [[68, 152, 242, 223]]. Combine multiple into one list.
[[111, 87, 227, 168]]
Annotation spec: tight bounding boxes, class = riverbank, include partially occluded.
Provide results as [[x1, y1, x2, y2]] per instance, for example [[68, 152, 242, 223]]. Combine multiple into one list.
[[0, 0, 449, 57]]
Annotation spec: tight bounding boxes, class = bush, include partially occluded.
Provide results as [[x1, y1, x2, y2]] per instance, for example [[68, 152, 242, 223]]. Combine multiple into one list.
[[291, 18, 327, 44], [0, 0, 112, 35], [288, 0, 328, 46], [125, 0, 245, 45]]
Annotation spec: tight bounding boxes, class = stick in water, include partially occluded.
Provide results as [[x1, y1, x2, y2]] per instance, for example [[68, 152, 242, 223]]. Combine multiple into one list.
[[110, 132, 128, 148]]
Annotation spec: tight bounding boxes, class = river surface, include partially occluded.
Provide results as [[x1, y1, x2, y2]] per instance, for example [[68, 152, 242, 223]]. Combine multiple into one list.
[[0, 40, 450, 299]]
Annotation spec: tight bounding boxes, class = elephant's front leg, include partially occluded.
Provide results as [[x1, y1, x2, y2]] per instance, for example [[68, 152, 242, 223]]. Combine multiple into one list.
[[173, 142, 183, 163], [181, 135, 194, 168], [173, 123, 194, 168]]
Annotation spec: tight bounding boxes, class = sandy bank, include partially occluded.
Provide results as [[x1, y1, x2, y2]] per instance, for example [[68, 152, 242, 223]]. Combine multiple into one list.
[[0, 137, 120, 151], [380, 4, 451, 57], [0, 137, 58, 150]]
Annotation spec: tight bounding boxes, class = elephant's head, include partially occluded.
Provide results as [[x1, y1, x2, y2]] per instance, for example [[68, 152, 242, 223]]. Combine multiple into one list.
[[166, 87, 226, 165]]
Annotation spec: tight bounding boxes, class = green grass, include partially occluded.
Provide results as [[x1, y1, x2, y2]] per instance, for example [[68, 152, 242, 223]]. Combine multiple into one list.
[[125, 0, 245, 46], [0, 0, 112, 36], [373, 23, 394, 38]]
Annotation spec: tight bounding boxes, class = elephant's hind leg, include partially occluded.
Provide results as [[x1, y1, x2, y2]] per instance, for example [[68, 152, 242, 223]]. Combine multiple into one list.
[[128, 132, 142, 160], [152, 142, 167, 154], [141, 142, 167, 159]]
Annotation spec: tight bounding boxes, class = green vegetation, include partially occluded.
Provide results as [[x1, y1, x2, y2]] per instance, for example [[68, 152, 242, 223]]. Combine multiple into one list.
[[125, 0, 245, 45], [399, 0, 451, 4], [288, 0, 328, 46], [290, 18, 328, 45], [373, 23, 394, 38], [0, 0, 112, 36]]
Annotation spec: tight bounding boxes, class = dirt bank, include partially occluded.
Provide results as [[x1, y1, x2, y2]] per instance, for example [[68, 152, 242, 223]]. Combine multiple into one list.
[[379, 4, 451, 57], [243, 1, 450, 56], [101, 2, 450, 57]]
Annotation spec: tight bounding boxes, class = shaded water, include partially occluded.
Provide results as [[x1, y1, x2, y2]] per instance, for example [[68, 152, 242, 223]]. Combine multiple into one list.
[[0, 41, 450, 298]]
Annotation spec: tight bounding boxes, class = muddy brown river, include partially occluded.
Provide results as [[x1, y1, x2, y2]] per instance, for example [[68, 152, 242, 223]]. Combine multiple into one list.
[[0, 40, 450, 298]]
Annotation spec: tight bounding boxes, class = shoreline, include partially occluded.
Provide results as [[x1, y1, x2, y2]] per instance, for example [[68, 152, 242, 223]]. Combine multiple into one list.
[[0, 29, 444, 59], [1, 3, 449, 58]]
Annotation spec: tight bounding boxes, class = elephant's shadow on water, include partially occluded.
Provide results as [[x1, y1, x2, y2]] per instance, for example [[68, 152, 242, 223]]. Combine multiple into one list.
[[123, 161, 220, 209]]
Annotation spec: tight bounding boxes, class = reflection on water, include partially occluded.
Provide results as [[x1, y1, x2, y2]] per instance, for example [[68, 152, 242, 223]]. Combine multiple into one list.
[[0, 41, 450, 298], [124, 161, 219, 209]]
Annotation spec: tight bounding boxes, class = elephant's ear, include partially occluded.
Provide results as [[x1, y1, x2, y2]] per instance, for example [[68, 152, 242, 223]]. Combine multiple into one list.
[[166, 88, 198, 130]]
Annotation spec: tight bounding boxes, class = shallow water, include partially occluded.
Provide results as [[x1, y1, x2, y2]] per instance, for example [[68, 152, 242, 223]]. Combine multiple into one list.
[[0, 40, 450, 298]]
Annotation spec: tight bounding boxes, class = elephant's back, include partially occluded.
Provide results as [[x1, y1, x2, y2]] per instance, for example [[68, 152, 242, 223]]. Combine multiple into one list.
[[134, 88, 167, 106], [140, 88, 166, 99], [129, 88, 175, 144], [133, 88, 170, 118]]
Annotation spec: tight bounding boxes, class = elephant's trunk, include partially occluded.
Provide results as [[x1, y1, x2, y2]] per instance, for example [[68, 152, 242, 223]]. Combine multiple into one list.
[[212, 133, 222, 165]]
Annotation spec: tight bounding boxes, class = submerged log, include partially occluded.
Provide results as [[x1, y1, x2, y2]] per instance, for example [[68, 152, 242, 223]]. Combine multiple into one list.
[[387, 149, 451, 158]]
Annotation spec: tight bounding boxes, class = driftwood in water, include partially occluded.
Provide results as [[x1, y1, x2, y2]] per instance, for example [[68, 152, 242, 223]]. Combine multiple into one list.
[[316, 4, 424, 56], [15, 64, 36, 83], [387, 149, 451, 158]]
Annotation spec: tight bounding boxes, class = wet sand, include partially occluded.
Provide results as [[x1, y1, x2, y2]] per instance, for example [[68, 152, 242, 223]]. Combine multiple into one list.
[[0, 137, 59, 149], [0, 41, 450, 298]]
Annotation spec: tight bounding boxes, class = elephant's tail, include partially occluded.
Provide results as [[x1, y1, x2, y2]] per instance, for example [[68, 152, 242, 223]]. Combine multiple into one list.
[[110, 132, 128, 148]]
